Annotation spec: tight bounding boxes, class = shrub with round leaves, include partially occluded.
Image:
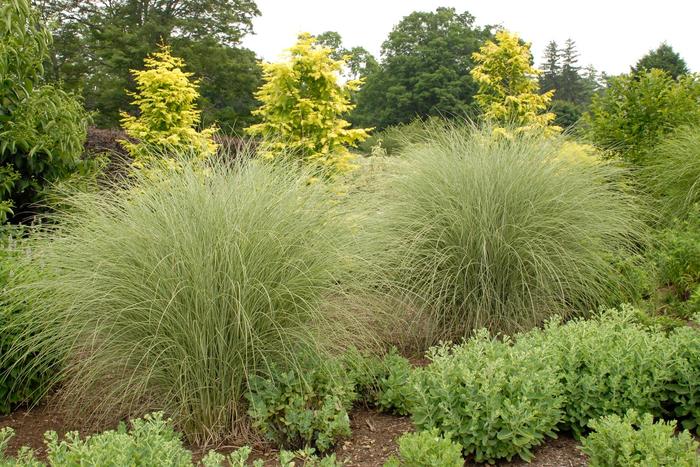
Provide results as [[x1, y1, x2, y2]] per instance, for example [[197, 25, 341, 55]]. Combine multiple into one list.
[[580, 410, 699, 467], [410, 330, 563, 464]]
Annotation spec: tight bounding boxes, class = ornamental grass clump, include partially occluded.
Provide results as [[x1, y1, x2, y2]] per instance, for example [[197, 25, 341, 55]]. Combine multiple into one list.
[[370, 124, 646, 342], [1, 153, 370, 445]]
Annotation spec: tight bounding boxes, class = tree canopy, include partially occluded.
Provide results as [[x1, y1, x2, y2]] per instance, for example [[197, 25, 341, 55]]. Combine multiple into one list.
[[633, 42, 689, 79], [351, 7, 493, 129]]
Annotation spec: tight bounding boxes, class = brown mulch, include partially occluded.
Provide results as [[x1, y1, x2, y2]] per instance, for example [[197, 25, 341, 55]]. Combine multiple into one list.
[[1, 403, 588, 466]]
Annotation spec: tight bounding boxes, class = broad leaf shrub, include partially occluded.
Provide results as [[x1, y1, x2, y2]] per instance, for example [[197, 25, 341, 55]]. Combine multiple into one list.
[[246, 361, 355, 452], [0, 413, 263, 467], [580, 411, 699, 467], [410, 330, 564, 464], [516, 306, 676, 438], [644, 125, 700, 220], [344, 348, 416, 416], [383, 429, 463, 467], [0, 153, 373, 445], [582, 70, 700, 166], [0, 0, 89, 222], [667, 326, 700, 432], [369, 123, 646, 342], [0, 230, 52, 414]]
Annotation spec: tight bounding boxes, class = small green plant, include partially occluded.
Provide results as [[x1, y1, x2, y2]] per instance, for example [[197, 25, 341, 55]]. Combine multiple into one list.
[[384, 429, 463, 467], [247, 361, 355, 452], [580, 411, 699, 467], [410, 330, 563, 463], [667, 326, 700, 432], [516, 306, 678, 438], [654, 216, 700, 304], [278, 448, 342, 467]]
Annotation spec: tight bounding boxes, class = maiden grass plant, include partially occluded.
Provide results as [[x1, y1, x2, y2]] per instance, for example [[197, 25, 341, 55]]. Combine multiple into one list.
[[369, 124, 647, 341], [1, 153, 371, 445]]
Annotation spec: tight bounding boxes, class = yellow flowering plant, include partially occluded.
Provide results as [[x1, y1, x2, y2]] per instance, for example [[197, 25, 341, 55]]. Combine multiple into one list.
[[120, 44, 217, 169], [471, 30, 560, 136], [246, 33, 371, 177]]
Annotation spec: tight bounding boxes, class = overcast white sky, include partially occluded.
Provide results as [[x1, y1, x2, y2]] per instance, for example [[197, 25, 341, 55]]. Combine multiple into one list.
[[242, 0, 698, 75]]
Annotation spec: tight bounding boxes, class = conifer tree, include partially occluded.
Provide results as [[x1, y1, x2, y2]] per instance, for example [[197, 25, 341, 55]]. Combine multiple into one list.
[[246, 33, 370, 176], [471, 30, 559, 135]]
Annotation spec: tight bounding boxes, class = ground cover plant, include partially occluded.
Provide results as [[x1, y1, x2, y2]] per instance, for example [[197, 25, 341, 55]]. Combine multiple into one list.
[[368, 123, 646, 342], [580, 411, 699, 467], [384, 429, 464, 467], [410, 330, 564, 463], [0, 153, 373, 446]]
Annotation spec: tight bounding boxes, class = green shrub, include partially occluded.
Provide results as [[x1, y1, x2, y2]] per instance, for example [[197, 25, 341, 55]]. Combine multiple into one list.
[[384, 429, 463, 467], [517, 307, 677, 438], [411, 330, 563, 463], [359, 118, 445, 156], [0, 231, 52, 414], [0, 155, 371, 445], [645, 126, 700, 219], [653, 215, 700, 315], [667, 326, 700, 432], [343, 348, 416, 416], [582, 69, 700, 165], [580, 411, 699, 467], [369, 124, 646, 341], [278, 448, 341, 467], [0, 0, 89, 222], [247, 361, 355, 452], [0, 413, 260, 467]]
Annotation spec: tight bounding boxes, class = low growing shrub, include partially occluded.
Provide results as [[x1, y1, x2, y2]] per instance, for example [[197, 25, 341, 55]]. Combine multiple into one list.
[[410, 330, 563, 463], [580, 411, 699, 467], [246, 361, 355, 452], [384, 429, 463, 467], [667, 326, 700, 432], [516, 306, 679, 438], [654, 216, 700, 302], [0, 155, 372, 445], [369, 124, 646, 341]]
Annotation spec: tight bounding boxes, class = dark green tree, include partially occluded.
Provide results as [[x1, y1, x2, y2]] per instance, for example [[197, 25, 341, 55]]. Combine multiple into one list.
[[539, 41, 560, 93], [36, 0, 261, 130], [314, 31, 379, 80], [633, 42, 689, 79], [558, 39, 584, 103], [351, 7, 492, 129]]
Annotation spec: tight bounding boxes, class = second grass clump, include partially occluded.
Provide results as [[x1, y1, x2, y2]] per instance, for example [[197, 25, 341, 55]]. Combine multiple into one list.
[[369, 125, 646, 341]]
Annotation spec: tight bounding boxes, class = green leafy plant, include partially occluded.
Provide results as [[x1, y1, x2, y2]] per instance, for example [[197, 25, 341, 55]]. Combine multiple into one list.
[[0, 413, 262, 467], [667, 326, 700, 432], [0, 154, 372, 445], [384, 429, 463, 467], [580, 411, 699, 467], [247, 361, 355, 452], [516, 306, 677, 438], [0, 0, 89, 222], [410, 330, 563, 463], [368, 123, 646, 342], [583, 70, 700, 165], [278, 448, 342, 467], [654, 215, 700, 304]]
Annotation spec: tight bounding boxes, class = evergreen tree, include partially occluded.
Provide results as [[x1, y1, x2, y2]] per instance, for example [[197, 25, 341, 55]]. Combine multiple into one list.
[[558, 39, 584, 103], [539, 41, 560, 94], [633, 42, 689, 79]]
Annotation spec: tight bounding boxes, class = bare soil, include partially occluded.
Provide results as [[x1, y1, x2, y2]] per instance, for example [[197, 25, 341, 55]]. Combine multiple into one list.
[[1, 403, 588, 466]]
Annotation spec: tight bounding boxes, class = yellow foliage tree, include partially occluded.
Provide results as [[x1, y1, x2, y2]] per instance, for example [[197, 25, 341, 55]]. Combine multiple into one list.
[[246, 33, 371, 176], [471, 30, 560, 135], [120, 44, 217, 168]]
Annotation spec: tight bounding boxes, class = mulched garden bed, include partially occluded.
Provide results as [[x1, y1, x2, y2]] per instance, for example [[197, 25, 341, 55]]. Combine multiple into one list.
[[1, 403, 588, 466]]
